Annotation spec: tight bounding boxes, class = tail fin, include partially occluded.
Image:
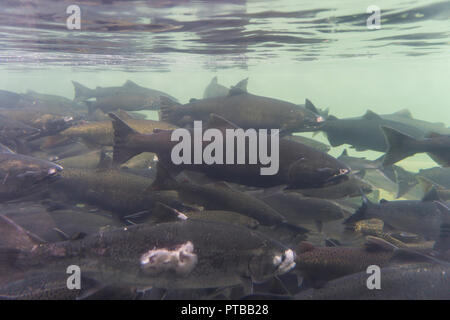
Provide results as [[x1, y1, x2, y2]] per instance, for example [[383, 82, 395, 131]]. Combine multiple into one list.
[[0, 215, 41, 250], [150, 161, 180, 191], [83, 101, 97, 115], [394, 166, 418, 199], [108, 113, 140, 164], [372, 154, 396, 183], [381, 126, 418, 166], [158, 96, 180, 123], [72, 81, 94, 101], [343, 193, 372, 225], [0, 215, 42, 273], [417, 176, 441, 195]]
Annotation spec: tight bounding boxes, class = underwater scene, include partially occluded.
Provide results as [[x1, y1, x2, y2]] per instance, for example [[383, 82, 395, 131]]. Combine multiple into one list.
[[0, 0, 449, 300]]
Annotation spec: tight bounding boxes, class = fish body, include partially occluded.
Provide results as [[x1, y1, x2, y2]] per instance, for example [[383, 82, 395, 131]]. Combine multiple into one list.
[[0, 272, 100, 300], [291, 175, 371, 199], [72, 80, 178, 113], [294, 264, 450, 300], [17, 91, 87, 117], [0, 90, 22, 109], [258, 192, 345, 230], [110, 113, 350, 189], [61, 117, 176, 146], [52, 168, 182, 217], [318, 111, 425, 152], [284, 135, 330, 153], [295, 241, 395, 287], [344, 195, 450, 241], [168, 181, 288, 226], [5, 220, 296, 290], [161, 88, 322, 133]]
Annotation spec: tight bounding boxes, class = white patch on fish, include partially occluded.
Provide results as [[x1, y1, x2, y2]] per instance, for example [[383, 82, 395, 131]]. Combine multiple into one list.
[[140, 241, 197, 276], [274, 249, 296, 275]]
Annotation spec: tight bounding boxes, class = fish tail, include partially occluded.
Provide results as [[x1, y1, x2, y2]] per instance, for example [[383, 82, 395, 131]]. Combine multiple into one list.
[[381, 126, 418, 166], [372, 154, 396, 182], [158, 96, 179, 123], [71, 81, 94, 101], [393, 166, 418, 199], [151, 161, 180, 190], [343, 193, 371, 225], [84, 101, 96, 115], [108, 112, 140, 164], [0, 215, 40, 273], [417, 176, 436, 195]]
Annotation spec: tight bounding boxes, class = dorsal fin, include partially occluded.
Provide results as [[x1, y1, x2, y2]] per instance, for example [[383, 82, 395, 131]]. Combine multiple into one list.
[[117, 109, 132, 120], [379, 199, 389, 204], [421, 187, 441, 202], [363, 110, 382, 120], [393, 109, 413, 119], [123, 80, 139, 88], [339, 149, 349, 157], [298, 241, 315, 253], [418, 176, 444, 192], [231, 77, 248, 93], [304, 99, 318, 114], [206, 114, 240, 130], [211, 76, 218, 84], [227, 84, 246, 97]]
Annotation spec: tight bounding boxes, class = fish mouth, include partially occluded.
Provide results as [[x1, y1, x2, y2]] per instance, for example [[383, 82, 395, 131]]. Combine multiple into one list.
[[324, 168, 350, 184], [273, 249, 296, 275], [36, 165, 63, 185], [316, 116, 325, 123], [300, 116, 327, 131]]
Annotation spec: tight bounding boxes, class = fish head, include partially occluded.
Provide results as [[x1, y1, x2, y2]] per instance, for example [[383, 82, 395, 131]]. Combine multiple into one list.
[[288, 156, 350, 188], [10, 157, 63, 186], [285, 108, 325, 132], [248, 247, 296, 283], [1, 120, 40, 139]]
